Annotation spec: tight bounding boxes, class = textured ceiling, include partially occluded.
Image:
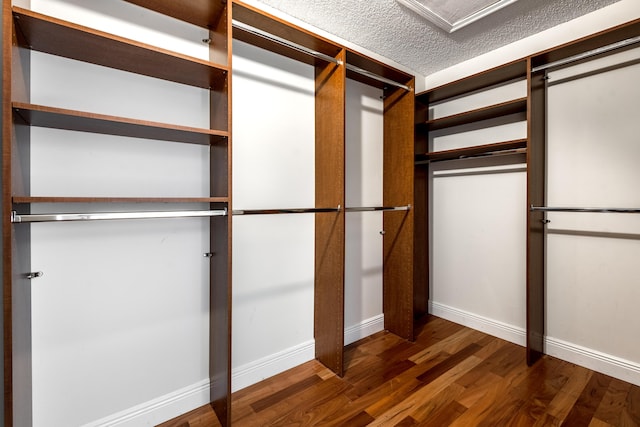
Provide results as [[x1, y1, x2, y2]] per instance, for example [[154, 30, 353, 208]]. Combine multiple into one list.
[[252, 0, 622, 76]]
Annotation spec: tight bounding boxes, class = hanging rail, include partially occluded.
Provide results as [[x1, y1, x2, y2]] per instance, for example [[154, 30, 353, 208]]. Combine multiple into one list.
[[531, 35, 640, 73], [530, 205, 640, 214], [231, 21, 411, 91], [232, 206, 341, 215], [11, 209, 227, 223], [414, 148, 527, 165], [232, 20, 342, 65], [345, 63, 412, 91], [345, 205, 411, 212]]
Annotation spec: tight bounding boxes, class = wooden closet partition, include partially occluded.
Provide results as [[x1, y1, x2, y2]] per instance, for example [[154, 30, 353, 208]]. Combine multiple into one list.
[[232, 0, 415, 376]]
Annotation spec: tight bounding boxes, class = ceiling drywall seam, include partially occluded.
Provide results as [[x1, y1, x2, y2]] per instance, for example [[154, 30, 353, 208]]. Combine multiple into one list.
[[423, 0, 640, 90]]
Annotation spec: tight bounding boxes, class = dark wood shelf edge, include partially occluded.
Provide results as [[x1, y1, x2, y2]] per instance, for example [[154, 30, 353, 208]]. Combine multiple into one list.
[[124, 0, 226, 30], [12, 102, 228, 145], [12, 197, 229, 204], [12, 7, 230, 89], [418, 59, 528, 103], [416, 139, 528, 162], [425, 97, 527, 131]]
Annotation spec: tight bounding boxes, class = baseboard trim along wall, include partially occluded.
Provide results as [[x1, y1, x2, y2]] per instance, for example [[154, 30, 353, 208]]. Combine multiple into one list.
[[86, 379, 211, 427], [344, 314, 385, 346], [430, 301, 640, 387]]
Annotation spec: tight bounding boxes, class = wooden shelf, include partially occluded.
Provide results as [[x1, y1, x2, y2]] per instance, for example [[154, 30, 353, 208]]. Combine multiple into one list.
[[418, 59, 528, 104], [13, 103, 228, 145], [12, 196, 228, 204], [416, 139, 528, 162], [125, 0, 227, 29], [13, 7, 229, 89], [424, 97, 527, 131]]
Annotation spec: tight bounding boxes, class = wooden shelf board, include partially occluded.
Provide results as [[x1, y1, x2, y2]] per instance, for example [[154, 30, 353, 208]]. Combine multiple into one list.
[[425, 97, 527, 131], [416, 139, 527, 162], [232, 1, 342, 59], [418, 59, 527, 103], [13, 196, 228, 204], [346, 50, 413, 90], [13, 7, 229, 89], [13, 103, 228, 145], [124, 0, 226, 29]]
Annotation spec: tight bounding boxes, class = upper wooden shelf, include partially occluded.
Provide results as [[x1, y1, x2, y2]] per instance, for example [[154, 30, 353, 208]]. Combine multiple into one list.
[[416, 139, 527, 163], [418, 59, 528, 104], [424, 97, 527, 131], [12, 7, 229, 89], [12, 196, 228, 204], [232, 1, 342, 65], [13, 103, 228, 145], [124, 0, 226, 29]]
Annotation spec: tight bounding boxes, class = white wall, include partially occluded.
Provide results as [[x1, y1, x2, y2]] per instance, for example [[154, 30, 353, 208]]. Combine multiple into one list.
[[424, 0, 640, 386]]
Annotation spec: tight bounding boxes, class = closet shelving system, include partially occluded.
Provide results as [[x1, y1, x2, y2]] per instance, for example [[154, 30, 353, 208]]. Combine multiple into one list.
[[414, 17, 640, 366], [231, 0, 415, 377], [2, 0, 232, 425]]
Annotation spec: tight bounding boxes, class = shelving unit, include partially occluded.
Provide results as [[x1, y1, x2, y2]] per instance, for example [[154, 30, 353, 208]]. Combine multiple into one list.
[[3, 1, 232, 426], [232, 0, 414, 377], [414, 18, 640, 367]]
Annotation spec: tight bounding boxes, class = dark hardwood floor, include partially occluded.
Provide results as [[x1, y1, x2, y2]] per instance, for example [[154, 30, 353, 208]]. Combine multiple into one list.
[[159, 316, 640, 426]]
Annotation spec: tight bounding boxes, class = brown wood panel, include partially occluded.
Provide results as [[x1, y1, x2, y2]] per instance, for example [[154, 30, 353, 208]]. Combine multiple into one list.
[[413, 97, 429, 318], [314, 50, 346, 376], [420, 59, 527, 103], [12, 103, 228, 145], [526, 58, 546, 366], [383, 81, 415, 341], [12, 7, 229, 89], [531, 18, 640, 70], [125, 0, 226, 31], [232, 1, 342, 59], [417, 138, 528, 163], [425, 97, 527, 131], [345, 50, 413, 90], [209, 211, 231, 426]]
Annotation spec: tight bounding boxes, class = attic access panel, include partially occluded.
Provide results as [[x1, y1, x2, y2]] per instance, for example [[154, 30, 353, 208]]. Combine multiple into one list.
[[397, 0, 519, 33]]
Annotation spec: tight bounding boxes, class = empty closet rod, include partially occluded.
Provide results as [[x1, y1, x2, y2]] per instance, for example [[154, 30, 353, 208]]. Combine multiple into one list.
[[232, 20, 342, 65], [345, 64, 411, 91], [531, 35, 640, 73], [232, 206, 341, 215], [530, 206, 640, 214], [345, 205, 411, 212], [10, 209, 227, 223], [414, 148, 527, 165]]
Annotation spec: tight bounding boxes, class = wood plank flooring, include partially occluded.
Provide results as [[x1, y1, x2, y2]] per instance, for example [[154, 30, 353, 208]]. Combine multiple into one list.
[[159, 316, 640, 426]]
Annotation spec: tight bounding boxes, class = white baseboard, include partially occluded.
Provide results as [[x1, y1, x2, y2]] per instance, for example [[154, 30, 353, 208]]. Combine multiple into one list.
[[232, 339, 316, 392], [429, 301, 526, 346], [429, 300, 640, 387], [344, 314, 385, 346], [545, 336, 640, 387], [85, 379, 211, 427]]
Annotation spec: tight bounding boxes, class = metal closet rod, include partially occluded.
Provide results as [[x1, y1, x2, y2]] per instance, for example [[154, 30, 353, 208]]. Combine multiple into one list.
[[531, 35, 640, 73], [345, 205, 411, 212], [231, 21, 411, 91], [11, 209, 227, 223], [232, 206, 341, 215], [232, 20, 341, 65], [530, 206, 640, 214]]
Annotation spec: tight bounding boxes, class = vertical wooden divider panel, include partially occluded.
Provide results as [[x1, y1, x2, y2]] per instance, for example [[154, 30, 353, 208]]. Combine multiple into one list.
[[209, 3, 232, 424], [526, 60, 546, 366], [413, 98, 428, 318], [314, 50, 346, 376], [4, 1, 33, 424], [383, 82, 415, 341]]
